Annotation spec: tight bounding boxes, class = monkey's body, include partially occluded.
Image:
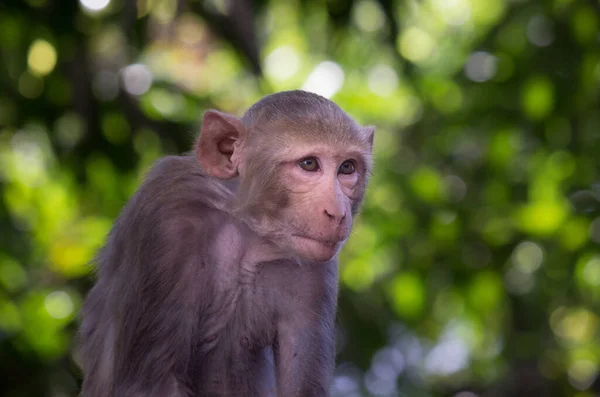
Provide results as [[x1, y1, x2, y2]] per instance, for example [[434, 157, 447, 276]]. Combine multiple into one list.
[[78, 91, 373, 397], [79, 157, 337, 397]]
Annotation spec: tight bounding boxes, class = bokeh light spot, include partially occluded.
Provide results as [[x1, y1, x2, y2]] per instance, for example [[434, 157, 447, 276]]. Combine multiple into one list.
[[367, 64, 398, 97], [398, 27, 435, 64], [516, 199, 569, 236], [455, 392, 478, 397], [147, 88, 187, 119], [464, 51, 497, 82], [527, 15, 554, 47], [431, 0, 471, 26], [521, 76, 555, 120], [571, 5, 599, 44], [50, 237, 94, 278], [559, 217, 589, 250], [388, 272, 425, 319], [352, 0, 385, 33], [410, 166, 444, 203], [550, 306, 598, 343], [265, 46, 301, 82], [512, 241, 544, 274], [424, 337, 470, 375], [469, 271, 504, 311], [332, 374, 359, 396], [121, 64, 153, 96], [580, 255, 600, 287], [302, 61, 345, 99], [54, 112, 85, 149], [18, 72, 44, 99], [44, 291, 74, 320], [470, 0, 505, 26], [568, 360, 598, 391], [27, 39, 57, 77], [10, 129, 49, 187], [342, 256, 376, 291], [79, 0, 110, 13], [0, 256, 27, 293], [102, 112, 130, 145]]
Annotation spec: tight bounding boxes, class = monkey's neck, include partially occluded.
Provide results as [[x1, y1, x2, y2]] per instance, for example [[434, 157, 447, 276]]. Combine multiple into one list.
[[231, 219, 288, 265], [242, 240, 290, 268]]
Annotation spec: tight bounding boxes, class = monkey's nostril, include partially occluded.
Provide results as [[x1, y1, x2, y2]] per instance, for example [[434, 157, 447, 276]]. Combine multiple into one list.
[[324, 209, 345, 222]]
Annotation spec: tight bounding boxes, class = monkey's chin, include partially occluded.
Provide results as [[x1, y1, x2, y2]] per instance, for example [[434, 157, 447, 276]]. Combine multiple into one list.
[[291, 236, 341, 263]]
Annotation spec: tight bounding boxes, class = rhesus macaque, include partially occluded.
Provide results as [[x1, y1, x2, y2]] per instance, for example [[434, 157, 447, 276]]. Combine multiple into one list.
[[77, 90, 375, 397]]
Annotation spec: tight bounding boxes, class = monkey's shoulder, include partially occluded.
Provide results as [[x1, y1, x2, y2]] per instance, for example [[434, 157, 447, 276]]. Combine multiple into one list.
[[131, 155, 232, 212], [110, 155, 235, 251], [147, 155, 201, 177]]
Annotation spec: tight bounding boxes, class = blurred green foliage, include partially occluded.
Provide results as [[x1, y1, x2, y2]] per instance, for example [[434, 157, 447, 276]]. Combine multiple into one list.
[[0, 0, 599, 396]]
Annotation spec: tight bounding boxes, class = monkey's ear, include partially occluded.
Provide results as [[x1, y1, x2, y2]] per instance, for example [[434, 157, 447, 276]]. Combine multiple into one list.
[[197, 110, 247, 179], [362, 126, 375, 148]]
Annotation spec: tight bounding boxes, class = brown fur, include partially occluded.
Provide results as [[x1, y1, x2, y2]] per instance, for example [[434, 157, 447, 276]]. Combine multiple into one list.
[[77, 90, 374, 397]]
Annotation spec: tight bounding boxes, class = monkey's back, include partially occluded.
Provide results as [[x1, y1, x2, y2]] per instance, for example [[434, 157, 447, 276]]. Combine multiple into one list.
[[78, 156, 230, 393], [78, 156, 282, 397]]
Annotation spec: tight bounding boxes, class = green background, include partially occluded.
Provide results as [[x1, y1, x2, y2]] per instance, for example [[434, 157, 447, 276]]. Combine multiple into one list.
[[0, 0, 599, 396]]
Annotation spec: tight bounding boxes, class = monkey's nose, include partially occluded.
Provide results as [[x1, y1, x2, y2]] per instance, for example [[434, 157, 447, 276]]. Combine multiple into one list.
[[324, 208, 346, 223]]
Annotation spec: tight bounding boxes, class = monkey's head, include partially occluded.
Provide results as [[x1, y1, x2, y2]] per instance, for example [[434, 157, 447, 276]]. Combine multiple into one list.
[[196, 90, 374, 263]]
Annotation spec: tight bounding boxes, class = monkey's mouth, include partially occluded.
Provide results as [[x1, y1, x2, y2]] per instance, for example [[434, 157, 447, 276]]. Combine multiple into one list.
[[292, 234, 343, 248]]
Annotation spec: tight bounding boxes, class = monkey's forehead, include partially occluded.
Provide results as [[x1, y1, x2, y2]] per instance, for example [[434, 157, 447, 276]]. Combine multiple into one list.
[[251, 130, 371, 156], [255, 117, 364, 141]]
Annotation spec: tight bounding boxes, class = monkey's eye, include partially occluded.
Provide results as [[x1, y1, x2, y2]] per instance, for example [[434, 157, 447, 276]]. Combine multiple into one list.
[[338, 160, 356, 175], [299, 157, 319, 172]]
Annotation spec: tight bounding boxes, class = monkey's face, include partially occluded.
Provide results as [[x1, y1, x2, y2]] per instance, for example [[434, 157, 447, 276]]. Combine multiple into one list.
[[272, 148, 368, 263], [196, 97, 374, 264]]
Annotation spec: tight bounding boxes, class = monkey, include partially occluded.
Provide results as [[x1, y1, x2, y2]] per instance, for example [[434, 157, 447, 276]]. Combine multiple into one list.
[[77, 90, 375, 397]]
